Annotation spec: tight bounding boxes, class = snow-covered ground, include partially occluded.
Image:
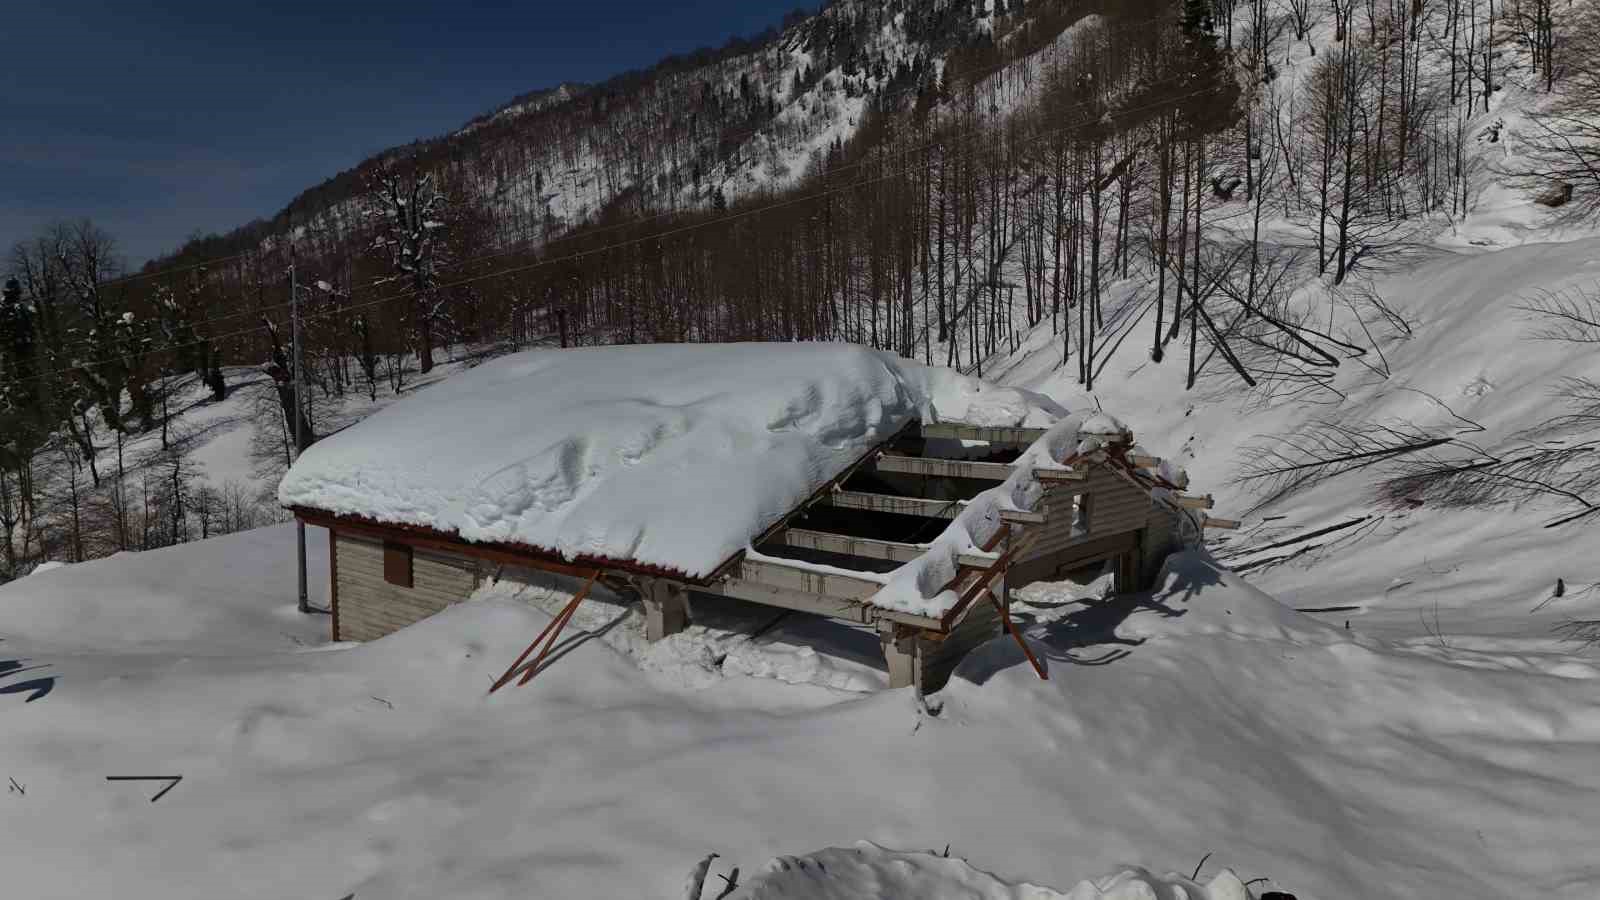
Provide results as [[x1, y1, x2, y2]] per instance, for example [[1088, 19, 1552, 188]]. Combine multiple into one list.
[[5, 515, 1599, 899]]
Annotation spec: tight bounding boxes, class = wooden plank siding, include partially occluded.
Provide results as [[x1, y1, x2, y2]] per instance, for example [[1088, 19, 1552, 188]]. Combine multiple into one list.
[[334, 533, 482, 641], [1015, 484, 1087, 567], [1083, 467, 1152, 535], [1004, 463, 1158, 591], [329, 528, 340, 640], [919, 599, 1001, 691]]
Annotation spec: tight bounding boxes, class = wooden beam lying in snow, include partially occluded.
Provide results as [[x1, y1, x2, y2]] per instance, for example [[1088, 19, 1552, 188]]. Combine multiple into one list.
[[826, 490, 963, 520], [921, 423, 1047, 445], [873, 454, 1013, 481]]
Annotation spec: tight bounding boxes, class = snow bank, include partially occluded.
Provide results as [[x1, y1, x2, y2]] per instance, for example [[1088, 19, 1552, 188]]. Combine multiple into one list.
[[722, 843, 1250, 899], [278, 343, 1065, 578], [10, 525, 1600, 899], [0, 523, 328, 652]]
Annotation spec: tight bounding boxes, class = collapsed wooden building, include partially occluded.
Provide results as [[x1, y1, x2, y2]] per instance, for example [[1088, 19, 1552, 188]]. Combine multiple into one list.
[[282, 344, 1225, 693]]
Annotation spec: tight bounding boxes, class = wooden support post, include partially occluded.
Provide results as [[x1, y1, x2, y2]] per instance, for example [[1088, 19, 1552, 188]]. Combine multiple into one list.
[[988, 588, 1047, 681], [489, 569, 600, 694], [878, 620, 921, 689], [641, 577, 689, 642]]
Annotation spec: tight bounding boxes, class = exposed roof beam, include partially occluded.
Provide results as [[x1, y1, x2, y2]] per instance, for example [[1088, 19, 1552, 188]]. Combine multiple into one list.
[[775, 527, 998, 570], [921, 423, 1047, 445], [873, 454, 1013, 481], [999, 508, 1048, 526], [1035, 468, 1087, 484], [826, 490, 963, 520], [730, 556, 884, 601], [777, 528, 924, 564], [699, 578, 871, 623]]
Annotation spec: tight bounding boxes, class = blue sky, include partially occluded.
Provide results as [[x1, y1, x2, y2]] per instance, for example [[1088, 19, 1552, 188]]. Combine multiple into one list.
[[2, 1, 806, 268]]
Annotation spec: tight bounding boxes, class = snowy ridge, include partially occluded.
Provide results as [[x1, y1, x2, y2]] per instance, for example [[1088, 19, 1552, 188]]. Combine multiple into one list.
[[279, 342, 1066, 578], [719, 842, 1250, 899]]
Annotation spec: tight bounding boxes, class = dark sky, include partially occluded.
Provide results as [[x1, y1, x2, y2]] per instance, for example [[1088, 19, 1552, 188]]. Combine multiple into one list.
[[2, 1, 805, 268]]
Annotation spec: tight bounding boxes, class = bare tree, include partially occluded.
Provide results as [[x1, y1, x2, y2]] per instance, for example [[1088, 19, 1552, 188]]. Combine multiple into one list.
[[367, 160, 451, 374], [1504, 0, 1600, 220]]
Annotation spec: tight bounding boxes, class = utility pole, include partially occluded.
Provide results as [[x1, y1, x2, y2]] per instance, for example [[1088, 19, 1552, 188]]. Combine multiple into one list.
[[291, 254, 309, 614]]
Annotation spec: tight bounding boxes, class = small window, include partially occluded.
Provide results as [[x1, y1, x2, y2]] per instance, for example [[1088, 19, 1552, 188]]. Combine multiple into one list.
[[383, 541, 414, 588]]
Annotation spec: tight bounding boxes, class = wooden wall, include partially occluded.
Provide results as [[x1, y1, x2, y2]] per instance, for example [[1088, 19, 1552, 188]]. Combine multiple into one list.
[[333, 533, 482, 641], [919, 598, 1001, 692], [1015, 483, 1086, 569], [1012, 464, 1155, 584], [1082, 466, 1152, 536]]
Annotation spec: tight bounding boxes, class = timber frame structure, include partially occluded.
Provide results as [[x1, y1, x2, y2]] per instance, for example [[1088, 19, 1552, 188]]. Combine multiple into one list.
[[293, 418, 1227, 694]]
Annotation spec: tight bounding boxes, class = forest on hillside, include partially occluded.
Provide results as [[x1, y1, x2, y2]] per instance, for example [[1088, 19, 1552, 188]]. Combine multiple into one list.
[[3, 0, 1599, 581]]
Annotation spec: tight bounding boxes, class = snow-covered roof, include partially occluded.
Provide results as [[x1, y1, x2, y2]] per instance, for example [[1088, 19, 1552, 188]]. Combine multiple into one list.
[[279, 343, 1067, 579]]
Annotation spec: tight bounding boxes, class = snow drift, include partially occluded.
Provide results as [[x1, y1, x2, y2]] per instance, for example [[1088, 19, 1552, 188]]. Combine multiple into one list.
[[278, 342, 1066, 578], [718, 842, 1251, 899]]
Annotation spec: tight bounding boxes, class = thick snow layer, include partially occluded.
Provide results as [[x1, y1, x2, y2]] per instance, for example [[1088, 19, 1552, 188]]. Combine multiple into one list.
[[7, 526, 1600, 898], [278, 343, 1066, 578], [0, 524, 327, 652]]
